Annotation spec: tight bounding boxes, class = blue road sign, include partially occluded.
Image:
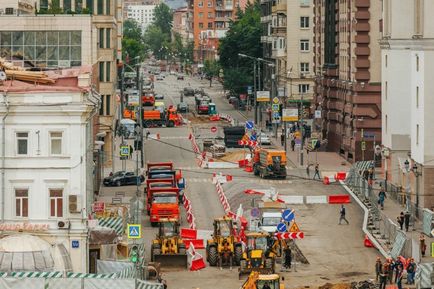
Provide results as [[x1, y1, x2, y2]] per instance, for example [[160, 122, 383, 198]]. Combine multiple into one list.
[[120, 145, 130, 156], [282, 209, 295, 222], [245, 120, 254, 130], [247, 86, 253, 94], [250, 134, 257, 141], [71, 240, 79, 249], [363, 131, 375, 139], [273, 112, 280, 118], [251, 207, 260, 218], [128, 224, 142, 239], [277, 222, 287, 233]]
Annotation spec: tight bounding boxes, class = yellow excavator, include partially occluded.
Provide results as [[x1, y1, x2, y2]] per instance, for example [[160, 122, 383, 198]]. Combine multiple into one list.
[[239, 232, 276, 278], [206, 216, 243, 267], [151, 218, 188, 268], [241, 271, 285, 289]]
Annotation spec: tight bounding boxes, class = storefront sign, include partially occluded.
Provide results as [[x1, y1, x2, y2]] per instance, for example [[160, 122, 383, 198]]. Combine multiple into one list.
[[93, 202, 105, 213], [282, 108, 299, 122], [256, 91, 270, 102], [0, 223, 49, 231]]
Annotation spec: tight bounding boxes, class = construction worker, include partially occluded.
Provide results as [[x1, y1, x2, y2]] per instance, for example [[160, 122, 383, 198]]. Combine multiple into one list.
[[386, 258, 394, 284], [283, 247, 292, 269], [406, 258, 416, 285], [375, 257, 382, 282]]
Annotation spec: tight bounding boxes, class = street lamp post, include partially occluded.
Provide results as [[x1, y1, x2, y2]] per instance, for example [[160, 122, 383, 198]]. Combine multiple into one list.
[[404, 160, 411, 213], [412, 163, 421, 218], [238, 53, 258, 124]]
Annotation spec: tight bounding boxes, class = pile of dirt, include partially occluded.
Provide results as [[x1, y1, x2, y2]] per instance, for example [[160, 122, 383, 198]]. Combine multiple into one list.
[[216, 150, 250, 162], [350, 281, 377, 289], [318, 283, 350, 289]]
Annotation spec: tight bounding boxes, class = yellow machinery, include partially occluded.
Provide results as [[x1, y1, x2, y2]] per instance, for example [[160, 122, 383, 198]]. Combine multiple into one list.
[[151, 218, 187, 268], [239, 232, 276, 278], [206, 216, 243, 267], [241, 271, 285, 289]]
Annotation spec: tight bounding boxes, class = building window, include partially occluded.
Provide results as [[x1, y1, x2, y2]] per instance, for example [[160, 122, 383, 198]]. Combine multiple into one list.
[[86, 0, 93, 13], [64, 0, 72, 12], [105, 95, 111, 115], [40, 0, 49, 9], [208, 12, 212, 18], [385, 115, 388, 134], [208, 22, 213, 28], [105, 61, 111, 82], [300, 16, 309, 28], [300, 62, 309, 73], [199, 22, 204, 28], [99, 62, 104, 82], [99, 96, 104, 115], [208, 0, 213, 7], [416, 124, 419, 145], [49, 189, 63, 218], [97, 0, 103, 14], [300, 0, 310, 6], [15, 189, 28, 218], [198, 1, 203, 7], [16, 132, 28, 155], [50, 132, 63, 155], [416, 55, 419, 71], [99, 28, 104, 48], [300, 39, 309, 51], [298, 84, 309, 94], [198, 12, 203, 18], [105, 28, 111, 48], [105, 0, 111, 15], [416, 86, 419, 108]]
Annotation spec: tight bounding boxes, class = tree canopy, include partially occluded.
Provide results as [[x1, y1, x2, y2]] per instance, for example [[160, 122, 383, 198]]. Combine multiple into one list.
[[122, 19, 146, 61], [153, 3, 173, 36], [218, 2, 262, 94]]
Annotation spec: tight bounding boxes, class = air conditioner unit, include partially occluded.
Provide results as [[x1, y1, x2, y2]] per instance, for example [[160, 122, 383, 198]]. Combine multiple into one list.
[[57, 220, 70, 229], [68, 195, 81, 214]]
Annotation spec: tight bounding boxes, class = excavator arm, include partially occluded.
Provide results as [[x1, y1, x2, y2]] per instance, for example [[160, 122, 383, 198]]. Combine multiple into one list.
[[241, 272, 259, 289]]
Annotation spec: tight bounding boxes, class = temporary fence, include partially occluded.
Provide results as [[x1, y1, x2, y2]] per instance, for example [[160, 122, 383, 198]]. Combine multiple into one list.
[[97, 217, 125, 236], [415, 262, 433, 289]]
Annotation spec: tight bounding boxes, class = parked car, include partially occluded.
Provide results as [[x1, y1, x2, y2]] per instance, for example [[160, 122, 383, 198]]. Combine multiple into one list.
[[177, 102, 189, 113], [156, 74, 164, 81], [155, 94, 164, 100], [258, 133, 271, 145], [228, 96, 238, 105], [183, 87, 195, 96], [103, 171, 145, 187], [177, 75, 184, 80]]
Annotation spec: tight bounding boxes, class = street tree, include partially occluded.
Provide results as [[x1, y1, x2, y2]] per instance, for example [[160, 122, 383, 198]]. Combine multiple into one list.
[[144, 25, 170, 59], [122, 20, 146, 61], [153, 3, 173, 36], [203, 60, 220, 87]]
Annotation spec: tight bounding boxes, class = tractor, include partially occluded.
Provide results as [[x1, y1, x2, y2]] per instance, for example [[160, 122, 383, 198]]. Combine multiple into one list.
[[151, 218, 188, 268], [241, 271, 285, 289], [206, 216, 243, 268]]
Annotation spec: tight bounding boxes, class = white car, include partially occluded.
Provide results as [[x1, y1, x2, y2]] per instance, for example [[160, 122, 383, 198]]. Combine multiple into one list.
[[156, 75, 164, 81], [258, 134, 271, 145]]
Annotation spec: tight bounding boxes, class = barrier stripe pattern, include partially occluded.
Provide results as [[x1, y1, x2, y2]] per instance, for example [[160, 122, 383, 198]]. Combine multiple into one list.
[[183, 194, 196, 230], [66, 272, 118, 278], [97, 217, 125, 235], [9, 271, 63, 278], [136, 279, 164, 289], [188, 133, 206, 168]]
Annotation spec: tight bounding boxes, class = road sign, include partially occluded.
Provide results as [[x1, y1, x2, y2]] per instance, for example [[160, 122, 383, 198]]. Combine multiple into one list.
[[250, 134, 257, 141], [272, 104, 279, 112], [210, 126, 217, 133], [314, 110, 321, 119], [256, 91, 270, 102], [289, 221, 300, 233], [282, 209, 295, 222], [277, 223, 287, 233], [238, 140, 257, 146], [245, 120, 254, 130], [361, 141, 366, 151], [120, 145, 130, 156], [311, 139, 318, 148], [71, 240, 79, 248], [247, 86, 253, 95], [278, 87, 286, 97], [282, 108, 299, 122], [272, 97, 279, 104], [363, 131, 375, 139], [128, 94, 139, 106], [127, 224, 142, 239], [251, 207, 260, 218], [273, 112, 280, 118], [274, 232, 304, 240]]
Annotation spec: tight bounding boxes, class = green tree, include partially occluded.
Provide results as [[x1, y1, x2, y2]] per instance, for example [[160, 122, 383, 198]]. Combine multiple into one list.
[[153, 3, 173, 36], [123, 19, 143, 41], [218, 2, 262, 94], [144, 25, 170, 59], [122, 19, 146, 61], [203, 60, 220, 87]]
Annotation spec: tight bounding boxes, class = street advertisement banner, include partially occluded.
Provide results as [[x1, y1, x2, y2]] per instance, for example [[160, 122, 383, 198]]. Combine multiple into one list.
[[282, 108, 299, 121], [127, 94, 139, 106], [256, 90, 270, 102]]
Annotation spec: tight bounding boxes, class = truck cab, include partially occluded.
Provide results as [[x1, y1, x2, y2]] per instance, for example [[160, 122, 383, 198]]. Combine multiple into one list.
[[148, 188, 180, 226], [259, 212, 282, 233], [142, 92, 155, 106]]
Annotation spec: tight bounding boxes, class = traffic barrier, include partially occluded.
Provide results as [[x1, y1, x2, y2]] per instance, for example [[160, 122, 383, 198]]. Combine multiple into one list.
[[244, 189, 264, 195], [305, 195, 328, 204], [180, 228, 197, 239], [209, 115, 220, 121], [335, 172, 347, 181], [277, 195, 304, 204], [323, 176, 336, 185], [244, 166, 253, 172], [184, 239, 205, 249], [238, 159, 248, 168], [328, 194, 351, 204], [188, 244, 206, 271], [364, 235, 374, 247], [182, 194, 196, 230]]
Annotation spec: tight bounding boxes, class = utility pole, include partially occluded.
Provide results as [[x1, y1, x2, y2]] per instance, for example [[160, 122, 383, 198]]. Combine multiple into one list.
[[136, 63, 144, 168], [258, 62, 262, 127], [300, 92, 304, 166], [253, 60, 257, 124]]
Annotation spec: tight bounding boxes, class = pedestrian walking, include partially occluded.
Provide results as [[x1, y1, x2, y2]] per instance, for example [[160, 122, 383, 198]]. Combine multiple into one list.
[[313, 163, 321, 180], [394, 258, 402, 283], [280, 133, 285, 146], [378, 189, 386, 210], [338, 205, 349, 225], [420, 233, 426, 257], [404, 211, 411, 232], [396, 265, 404, 289], [386, 258, 394, 284], [375, 257, 382, 283], [396, 216, 404, 231], [406, 258, 416, 284], [399, 212, 405, 230], [291, 139, 295, 151], [283, 247, 292, 269], [306, 164, 310, 178], [379, 264, 388, 289], [129, 145, 133, 159]]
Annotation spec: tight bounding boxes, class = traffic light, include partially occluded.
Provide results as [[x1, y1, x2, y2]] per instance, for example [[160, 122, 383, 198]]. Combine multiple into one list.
[[130, 245, 138, 263]]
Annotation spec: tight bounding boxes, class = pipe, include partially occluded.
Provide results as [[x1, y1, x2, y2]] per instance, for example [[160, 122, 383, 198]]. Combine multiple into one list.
[[1, 93, 9, 223]]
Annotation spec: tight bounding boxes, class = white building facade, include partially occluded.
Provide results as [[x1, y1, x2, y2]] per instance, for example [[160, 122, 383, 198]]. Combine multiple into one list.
[[127, 4, 156, 31], [0, 70, 99, 272], [381, 0, 434, 212]]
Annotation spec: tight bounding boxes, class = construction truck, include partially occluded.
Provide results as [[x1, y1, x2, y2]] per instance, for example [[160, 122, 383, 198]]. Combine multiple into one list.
[[145, 178, 177, 214], [253, 148, 287, 179], [148, 187, 180, 227], [146, 162, 185, 192], [142, 108, 181, 127], [123, 105, 137, 120], [142, 92, 155, 106], [241, 271, 285, 289], [206, 217, 243, 267], [151, 218, 188, 268], [239, 232, 276, 278]]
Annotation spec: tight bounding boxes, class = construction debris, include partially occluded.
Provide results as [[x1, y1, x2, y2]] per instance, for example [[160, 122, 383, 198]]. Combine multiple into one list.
[[0, 58, 55, 84], [350, 280, 377, 289]]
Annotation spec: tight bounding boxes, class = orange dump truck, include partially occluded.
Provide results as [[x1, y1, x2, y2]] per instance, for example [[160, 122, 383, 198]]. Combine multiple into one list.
[[148, 187, 180, 226], [142, 108, 181, 127]]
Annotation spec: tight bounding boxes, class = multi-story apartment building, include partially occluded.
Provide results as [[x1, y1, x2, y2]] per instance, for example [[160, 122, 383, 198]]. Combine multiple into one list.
[[270, 0, 286, 89], [127, 4, 156, 31], [0, 67, 99, 272], [381, 0, 434, 212], [173, 7, 191, 44], [188, 0, 236, 61], [313, 0, 382, 162], [285, 0, 314, 104]]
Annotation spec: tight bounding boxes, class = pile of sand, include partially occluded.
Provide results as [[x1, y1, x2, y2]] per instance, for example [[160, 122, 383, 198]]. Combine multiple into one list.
[[216, 150, 250, 163]]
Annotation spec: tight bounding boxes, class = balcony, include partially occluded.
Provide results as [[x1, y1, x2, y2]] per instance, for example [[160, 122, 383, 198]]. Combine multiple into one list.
[[272, 2, 286, 13], [271, 27, 286, 35], [272, 48, 286, 58], [260, 15, 272, 23]]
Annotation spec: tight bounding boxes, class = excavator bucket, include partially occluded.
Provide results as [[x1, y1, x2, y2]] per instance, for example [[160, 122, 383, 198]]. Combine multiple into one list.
[[153, 253, 188, 268]]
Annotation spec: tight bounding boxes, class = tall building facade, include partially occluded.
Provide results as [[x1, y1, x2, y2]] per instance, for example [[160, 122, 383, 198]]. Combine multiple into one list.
[[173, 7, 191, 44], [381, 0, 434, 212], [127, 4, 156, 31], [313, 0, 382, 162]]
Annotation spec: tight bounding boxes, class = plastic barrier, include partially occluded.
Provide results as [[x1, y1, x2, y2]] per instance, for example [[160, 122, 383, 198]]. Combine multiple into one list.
[[323, 176, 336, 185], [180, 228, 197, 240], [188, 244, 206, 271], [238, 159, 248, 168], [244, 165, 253, 172], [209, 115, 220, 121], [335, 172, 347, 181], [244, 189, 265, 195], [184, 239, 205, 249], [364, 235, 374, 247], [328, 194, 351, 204]]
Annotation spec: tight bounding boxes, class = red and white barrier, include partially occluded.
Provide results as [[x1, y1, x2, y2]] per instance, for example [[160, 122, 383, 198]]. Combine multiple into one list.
[[218, 113, 233, 123], [187, 243, 206, 271], [274, 232, 305, 240], [183, 194, 196, 230], [328, 194, 351, 204], [323, 175, 336, 185], [238, 140, 257, 146], [188, 133, 207, 168]]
